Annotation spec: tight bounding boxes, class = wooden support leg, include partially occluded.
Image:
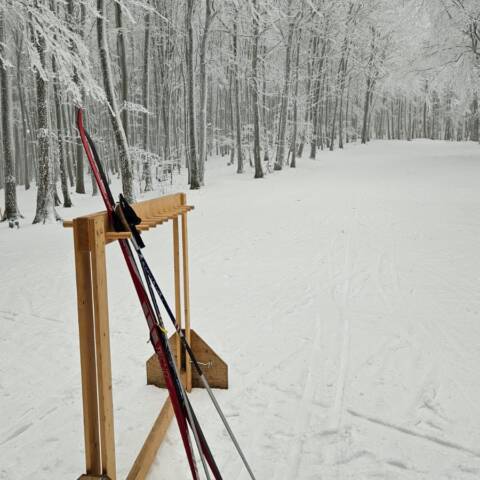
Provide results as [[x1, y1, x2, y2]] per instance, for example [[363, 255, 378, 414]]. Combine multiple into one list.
[[172, 217, 182, 370], [89, 217, 116, 479], [126, 398, 174, 480], [180, 194, 192, 392], [74, 218, 102, 476]]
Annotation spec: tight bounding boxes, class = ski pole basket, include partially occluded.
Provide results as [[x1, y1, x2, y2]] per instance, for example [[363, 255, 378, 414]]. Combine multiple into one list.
[[64, 192, 228, 480]]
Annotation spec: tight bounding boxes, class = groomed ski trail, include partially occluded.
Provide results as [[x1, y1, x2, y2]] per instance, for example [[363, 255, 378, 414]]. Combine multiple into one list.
[[2, 140, 480, 479]]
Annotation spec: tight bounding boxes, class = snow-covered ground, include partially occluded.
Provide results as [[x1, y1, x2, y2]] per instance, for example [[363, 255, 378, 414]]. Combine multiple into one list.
[[1, 140, 480, 479]]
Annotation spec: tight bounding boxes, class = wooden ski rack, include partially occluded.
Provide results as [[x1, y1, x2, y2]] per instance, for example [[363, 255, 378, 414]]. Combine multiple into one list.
[[64, 193, 228, 480]]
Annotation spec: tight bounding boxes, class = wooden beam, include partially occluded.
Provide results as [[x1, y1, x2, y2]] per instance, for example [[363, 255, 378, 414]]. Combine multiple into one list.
[[126, 399, 174, 480], [73, 218, 102, 476], [105, 232, 131, 243], [180, 193, 192, 391], [89, 216, 117, 479], [172, 217, 182, 369]]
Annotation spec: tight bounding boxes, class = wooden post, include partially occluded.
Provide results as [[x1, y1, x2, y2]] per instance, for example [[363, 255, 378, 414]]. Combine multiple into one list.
[[172, 217, 182, 370], [180, 193, 192, 391], [74, 218, 102, 476], [88, 216, 116, 479]]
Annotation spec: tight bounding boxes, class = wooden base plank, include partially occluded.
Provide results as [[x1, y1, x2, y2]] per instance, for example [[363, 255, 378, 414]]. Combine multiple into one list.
[[126, 398, 174, 480], [77, 475, 110, 480]]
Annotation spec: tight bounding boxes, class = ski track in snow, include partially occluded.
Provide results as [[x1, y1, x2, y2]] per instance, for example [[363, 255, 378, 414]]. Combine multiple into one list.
[[1, 140, 480, 479]]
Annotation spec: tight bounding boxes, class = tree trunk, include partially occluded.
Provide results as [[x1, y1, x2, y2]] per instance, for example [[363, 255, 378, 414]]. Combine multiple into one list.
[[298, 35, 316, 158], [67, 0, 86, 194], [52, 49, 72, 207], [97, 0, 134, 201], [330, 36, 349, 151], [274, 3, 295, 170], [49, 0, 72, 207], [0, 8, 20, 221], [228, 67, 235, 165], [472, 93, 479, 141], [290, 28, 301, 168], [233, 16, 243, 173], [115, 1, 129, 140], [423, 81, 428, 138], [361, 81, 371, 144], [310, 37, 327, 159], [14, 30, 30, 190], [142, 10, 152, 192], [61, 103, 75, 187], [251, 0, 263, 178], [185, 0, 200, 188], [32, 1, 58, 223], [198, 0, 214, 185]]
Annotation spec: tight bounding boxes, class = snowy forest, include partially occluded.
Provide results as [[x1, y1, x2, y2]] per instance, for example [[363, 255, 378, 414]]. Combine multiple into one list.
[[3, 2, 480, 479], [0, 0, 479, 223]]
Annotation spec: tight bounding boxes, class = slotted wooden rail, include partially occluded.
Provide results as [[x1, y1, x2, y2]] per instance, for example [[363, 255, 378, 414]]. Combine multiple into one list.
[[64, 193, 228, 480]]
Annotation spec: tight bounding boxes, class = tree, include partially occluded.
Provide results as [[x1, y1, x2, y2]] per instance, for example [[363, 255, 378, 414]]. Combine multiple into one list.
[[274, 0, 296, 170], [290, 26, 302, 168], [32, 0, 59, 224], [115, 1, 129, 140], [185, 0, 200, 188], [232, 8, 243, 174], [0, 6, 21, 221], [97, 0, 134, 202], [251, 0, 263, 178], [198, 0, 216, 184], [142, 7, 152, 192], [13, 28, 30, 190], [67, 0, 86, 195]]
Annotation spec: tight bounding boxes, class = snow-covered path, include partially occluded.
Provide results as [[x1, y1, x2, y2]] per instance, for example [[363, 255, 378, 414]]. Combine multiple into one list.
[[1, 140, 480, 479]]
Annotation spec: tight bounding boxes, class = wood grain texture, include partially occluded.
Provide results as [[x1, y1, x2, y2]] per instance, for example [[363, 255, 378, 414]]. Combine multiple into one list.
[[180, 193, 192, 391], [89, 216, 116, 479], [172, 217, 182, 369], [73, 218, 102, 476]]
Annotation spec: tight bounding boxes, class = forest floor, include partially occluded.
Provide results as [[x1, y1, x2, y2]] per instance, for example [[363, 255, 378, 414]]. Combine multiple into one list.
[[1, 140, 480, 479]]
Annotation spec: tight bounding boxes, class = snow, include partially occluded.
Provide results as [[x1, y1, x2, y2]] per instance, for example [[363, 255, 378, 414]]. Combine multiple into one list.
[[1, 140, 480, 479]]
